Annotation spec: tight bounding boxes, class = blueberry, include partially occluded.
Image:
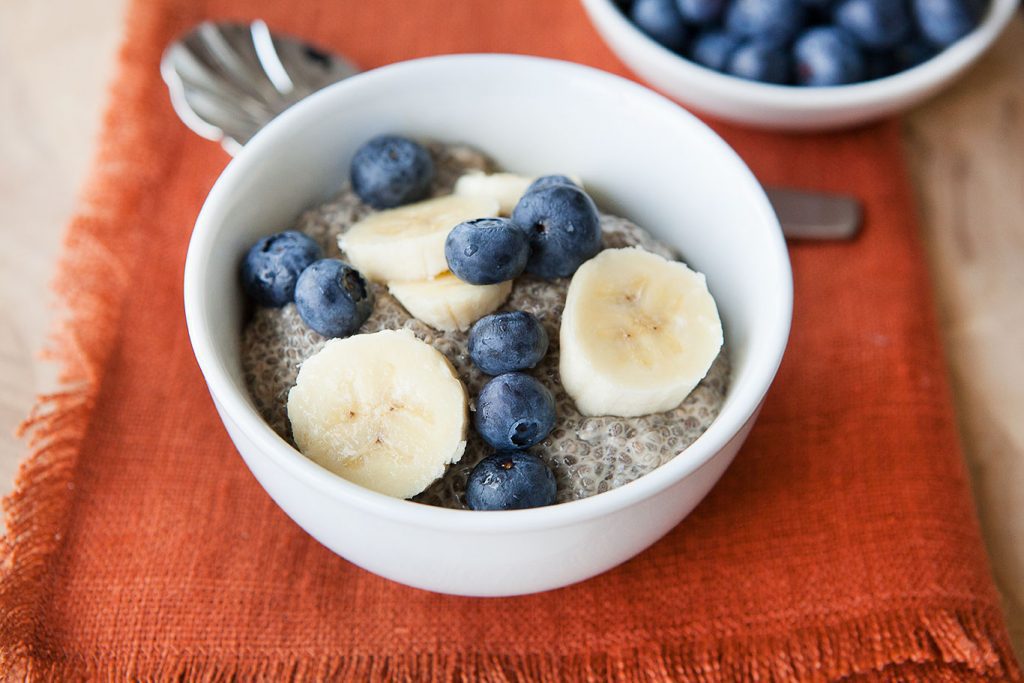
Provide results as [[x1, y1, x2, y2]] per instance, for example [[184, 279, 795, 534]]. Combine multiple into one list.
[[294, 259, 374, 338], [862, 50, 897, 80], [833, 0, 912, 49], [690, 30, 742, 71], [725, 0, 806, 45], [444, 218, 530, 285], [793, 27, 865, 86], [800, 1, 836, 24], [893, 38, 938, 70], [510, 185, 602, 279], [675, 0, 726, 24], [525, 175, 578, 193], [350, 135, 434, 209], [466, 451, 557, 511], [630, 0, 689, 52], [912, 0, 984, 47], [474, 373, 556, 450], [240, 231, 322, 307], [727, 41, 792, 84], [469, 311, 549, 375]]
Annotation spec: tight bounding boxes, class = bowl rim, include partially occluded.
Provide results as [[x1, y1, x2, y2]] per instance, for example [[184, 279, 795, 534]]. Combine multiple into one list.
[[183, 53, 793, 533], [580, 0, 1018, 109]]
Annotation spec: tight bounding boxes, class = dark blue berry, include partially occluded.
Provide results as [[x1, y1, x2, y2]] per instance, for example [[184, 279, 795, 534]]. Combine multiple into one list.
[[445, 218, 529, 285], [675, 0, 726, 24], [726, 0, 806, 45], [893, 38, 938, 70], [350, 135, 434, 209], [474, 373, 556, 451], [862, 50, 897, 80], [800, 2, 837, 29], [240, 231, 322, 307], [630, 0, 690, 52], [510, 185, 602, 279], [466, 451, 557, 511], [833, 0, 912, 49], [912, 0, 984, 47], [294, 259, 374, 338], [525, 175, 578, 193], [690, 30, 742, 71], [727, 41, 792, 84], [468, 311, 549, 375], [793, 27, 865, 86]]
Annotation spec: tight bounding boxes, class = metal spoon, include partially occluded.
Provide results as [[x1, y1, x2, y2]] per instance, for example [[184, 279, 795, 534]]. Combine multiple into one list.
[[161, 20, 861, 240]]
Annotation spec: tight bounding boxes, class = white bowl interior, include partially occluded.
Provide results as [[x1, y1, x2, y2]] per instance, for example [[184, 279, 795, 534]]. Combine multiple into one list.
[[185, 54, 791, 527]]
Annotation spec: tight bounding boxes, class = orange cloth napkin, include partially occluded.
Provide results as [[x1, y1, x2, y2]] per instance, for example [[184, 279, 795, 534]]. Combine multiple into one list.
[[1, 0, 1020, 679]]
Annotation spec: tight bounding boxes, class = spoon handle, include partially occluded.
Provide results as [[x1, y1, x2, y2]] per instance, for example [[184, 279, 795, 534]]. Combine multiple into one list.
[[765, 187, 862, 240]]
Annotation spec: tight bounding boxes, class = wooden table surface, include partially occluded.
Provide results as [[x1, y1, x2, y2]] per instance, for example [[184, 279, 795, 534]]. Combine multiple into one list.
[[1, 0, 1021, 663]]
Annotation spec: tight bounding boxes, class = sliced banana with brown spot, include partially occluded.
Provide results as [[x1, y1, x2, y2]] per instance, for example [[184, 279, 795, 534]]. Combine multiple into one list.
[[287, 329, 468, 498], [339, 195, 499, 283], [388, 272, 512, 332], [559, 247, 723, 417]]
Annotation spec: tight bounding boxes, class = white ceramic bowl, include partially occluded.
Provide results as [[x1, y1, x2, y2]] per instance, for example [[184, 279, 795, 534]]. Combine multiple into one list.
[[184, 54, 792, 596], [580, 0, 1018, 130]]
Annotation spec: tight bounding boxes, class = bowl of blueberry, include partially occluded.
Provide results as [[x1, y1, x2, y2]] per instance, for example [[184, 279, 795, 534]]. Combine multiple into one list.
[[580, 0, 1018, 129]]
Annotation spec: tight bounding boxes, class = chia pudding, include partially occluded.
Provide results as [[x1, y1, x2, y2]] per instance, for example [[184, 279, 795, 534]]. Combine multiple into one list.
[[241, 142, 729, 509]]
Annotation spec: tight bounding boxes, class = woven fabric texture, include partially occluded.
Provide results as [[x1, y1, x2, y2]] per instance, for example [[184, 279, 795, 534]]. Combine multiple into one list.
[[1, 0, 1020, 680]]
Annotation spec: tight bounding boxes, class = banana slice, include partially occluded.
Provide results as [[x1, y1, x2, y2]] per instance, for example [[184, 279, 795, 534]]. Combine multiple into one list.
[[454, 172, 536, 215], [559, 247, 723, 418], [454, 172, 585, 215], [287, 329, 468, 498], [339, 195, 499, 283], [389, 272, 512, 332]]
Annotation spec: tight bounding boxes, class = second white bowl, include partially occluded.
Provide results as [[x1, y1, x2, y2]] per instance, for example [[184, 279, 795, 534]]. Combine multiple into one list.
[[580, 0, 1019, 131]]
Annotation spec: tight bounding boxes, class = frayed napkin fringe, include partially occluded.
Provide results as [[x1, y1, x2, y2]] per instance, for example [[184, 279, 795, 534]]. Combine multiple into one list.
[[0, 0, 1019, 679], [0, 0, 166, 671], [3, 605, 1019, 681]]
